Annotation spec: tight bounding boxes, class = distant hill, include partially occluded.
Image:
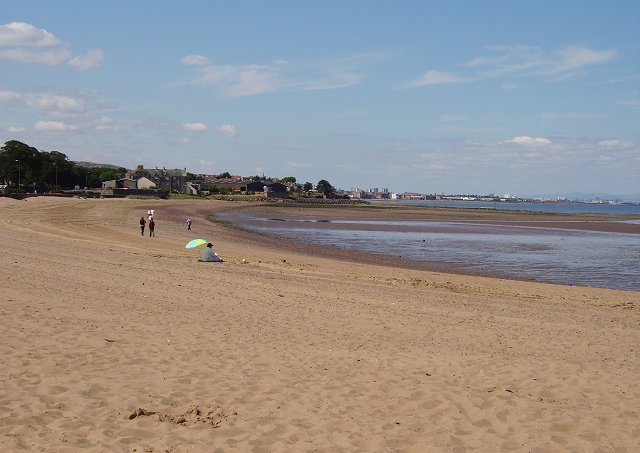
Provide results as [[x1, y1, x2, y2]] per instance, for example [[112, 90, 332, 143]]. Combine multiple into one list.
[[73, 161, 124, 170]]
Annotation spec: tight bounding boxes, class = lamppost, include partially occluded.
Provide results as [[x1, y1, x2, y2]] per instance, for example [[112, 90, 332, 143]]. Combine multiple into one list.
[[15, 159, 20, 190]]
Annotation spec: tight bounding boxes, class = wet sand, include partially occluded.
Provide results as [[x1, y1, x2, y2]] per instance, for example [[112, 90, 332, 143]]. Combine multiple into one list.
[[221, 203, 640, 235], [1, 197, 639, 452], [211, 203, 640, 286]]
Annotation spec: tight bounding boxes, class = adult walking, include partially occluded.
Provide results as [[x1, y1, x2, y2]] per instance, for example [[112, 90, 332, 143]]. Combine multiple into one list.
[[139, 217, 146, 236], [149, 218, 155, 237]]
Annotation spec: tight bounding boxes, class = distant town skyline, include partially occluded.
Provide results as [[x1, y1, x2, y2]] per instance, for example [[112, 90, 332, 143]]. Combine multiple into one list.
[[1, 1, 638, 195]]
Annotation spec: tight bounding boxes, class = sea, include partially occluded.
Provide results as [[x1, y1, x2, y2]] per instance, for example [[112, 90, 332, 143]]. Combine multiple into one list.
[[369, 199, 640, 215], [216, 202, 640, 292]]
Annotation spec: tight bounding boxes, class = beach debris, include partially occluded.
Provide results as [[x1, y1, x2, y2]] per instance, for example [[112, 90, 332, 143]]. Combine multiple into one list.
[[242, 258, 248, 263], [128, 405, 237, 427], [104, 338, 116, 343], [129, 408, 156, 420]]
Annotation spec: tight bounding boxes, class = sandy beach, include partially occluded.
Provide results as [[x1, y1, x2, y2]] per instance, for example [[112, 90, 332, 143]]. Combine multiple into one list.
[[1, 196, 639, 452]]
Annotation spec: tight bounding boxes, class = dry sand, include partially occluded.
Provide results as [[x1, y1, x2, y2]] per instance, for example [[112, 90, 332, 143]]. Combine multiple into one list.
[[1, 196, 638, 452]]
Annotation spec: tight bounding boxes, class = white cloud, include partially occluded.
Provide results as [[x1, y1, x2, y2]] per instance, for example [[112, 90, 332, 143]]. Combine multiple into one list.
[[546, 46, 617, 77], [292, 53, 385, 92], [34, 120, 79, 131], [0, 21, 103, 70], [180, 54, 212, 66], [505, 136, 552, 146], [0, 90, 86, 117], [0, 22, 69, 65], [8, 126, 25, 132], [198, 64, 281, 96], [216, 124, 238, 137], [24, 93, 85, 114], [95, 116, 116, 131], [68, 49, 103, 70], [182, 122, 208, 132], [408, 44, 617, 89], [501, 82, 518, 90], [597, 139, 632, 149], [405, 70, 465, 88], [185, 53, 379, 96], [0, 46, 71, 65], [0, 89, 21, 102], [0, 22, 60, 47], [467, 44, 616, 80], [598, 139, 620, 148], [393, 135, 640, 193]]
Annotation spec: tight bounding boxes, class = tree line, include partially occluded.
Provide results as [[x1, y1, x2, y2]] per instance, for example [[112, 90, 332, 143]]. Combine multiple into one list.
[[0, 140, 126, 192], [1, 140, 337, 197]]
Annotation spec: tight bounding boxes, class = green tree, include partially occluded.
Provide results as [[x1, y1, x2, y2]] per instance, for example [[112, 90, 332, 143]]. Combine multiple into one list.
[[303, 181, 313, 191], [1, 140, 128, 192], [218, 171, 232, 178], [0, 140, 42, 190], [280, 176, 297, 184], [316, 179, 335, 197], [41, 150, 74, 189], [187, 172, 204, 181], [98, 169, 120, 182]]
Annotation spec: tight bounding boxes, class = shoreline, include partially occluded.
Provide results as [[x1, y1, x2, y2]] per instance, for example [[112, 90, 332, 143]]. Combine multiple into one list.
[[206, 203, 640, 291], [218, 202, 640, 233]]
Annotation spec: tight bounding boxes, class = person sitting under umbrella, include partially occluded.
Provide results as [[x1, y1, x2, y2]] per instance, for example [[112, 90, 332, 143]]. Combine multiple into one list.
[[199, 243, 223, 262]]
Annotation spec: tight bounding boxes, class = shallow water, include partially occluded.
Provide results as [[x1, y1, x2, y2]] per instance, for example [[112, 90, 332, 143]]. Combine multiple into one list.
[[370, 199, 640, 215], [218, 212, 640, 292]]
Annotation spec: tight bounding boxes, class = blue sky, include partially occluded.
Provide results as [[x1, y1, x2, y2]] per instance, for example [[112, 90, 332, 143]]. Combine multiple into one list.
[[1, 1, 639, 196]]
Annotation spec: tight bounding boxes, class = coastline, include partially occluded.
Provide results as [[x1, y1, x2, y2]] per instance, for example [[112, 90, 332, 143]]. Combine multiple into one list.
[[208, 202, 640, 289], [1, 197, 638, 451], [217, 202, 640, 234]]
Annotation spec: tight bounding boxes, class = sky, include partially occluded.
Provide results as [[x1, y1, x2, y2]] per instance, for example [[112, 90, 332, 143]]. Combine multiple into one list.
[[1, 1, 639, 196]]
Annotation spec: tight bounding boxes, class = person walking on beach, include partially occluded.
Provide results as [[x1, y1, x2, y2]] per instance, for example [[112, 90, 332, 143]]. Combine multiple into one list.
[[186, 217, 192, 230], [149, 218, 155, 237], [139, 217, 146, 236]]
